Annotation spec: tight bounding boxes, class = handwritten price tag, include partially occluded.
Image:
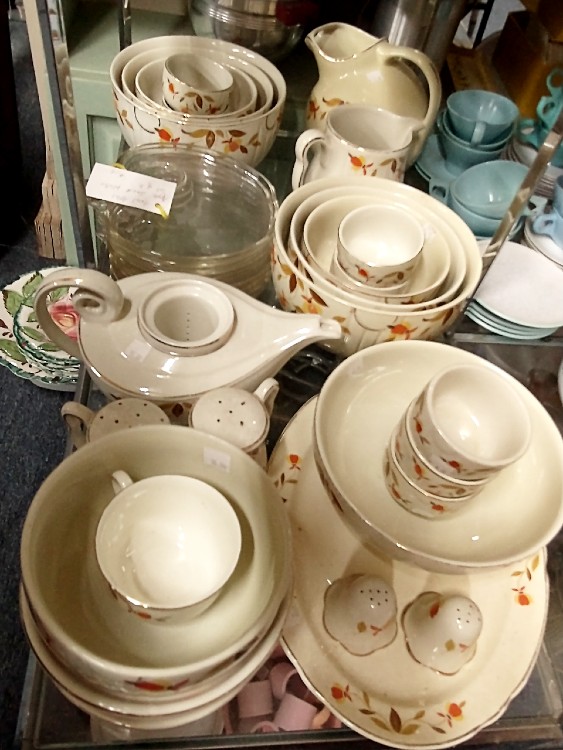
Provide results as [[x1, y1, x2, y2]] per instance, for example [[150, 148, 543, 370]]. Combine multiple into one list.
[[85, 162, 177, 217]]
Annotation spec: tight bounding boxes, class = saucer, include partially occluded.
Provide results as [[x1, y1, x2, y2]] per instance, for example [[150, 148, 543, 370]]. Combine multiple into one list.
[[464, 301, 559, 340], [474, 240, 563, 328], [414, 133, 462, 187], [269, 398, 548, 750], [312, 340, 563, 572], [0, 267, 80, 391]]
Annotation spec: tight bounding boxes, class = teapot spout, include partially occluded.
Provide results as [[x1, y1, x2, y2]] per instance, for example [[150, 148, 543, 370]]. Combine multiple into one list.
[[270, 314, 342, 374]]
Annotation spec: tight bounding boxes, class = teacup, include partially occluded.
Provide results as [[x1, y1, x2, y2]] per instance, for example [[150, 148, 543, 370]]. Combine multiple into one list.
[[292, 104, 417, 189], [61, 398, 170, 449], [336, 204, 424, 289], [96, 470, 242, 622], [436, 112, 506, 172], [445, 89, 519, 146], [162, 53, 233, 115], [384, 436, 473, 519], [516, 117, 563, 168], [392, 413, 489, 499], [445, 160, 544, 220], [536, 68, 563, 128], [408, 363, 532, 482], [532, 174, 563, 248]]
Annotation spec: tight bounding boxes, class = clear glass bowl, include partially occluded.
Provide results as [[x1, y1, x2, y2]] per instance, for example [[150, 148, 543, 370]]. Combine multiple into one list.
[[93, 143, 278, 299]]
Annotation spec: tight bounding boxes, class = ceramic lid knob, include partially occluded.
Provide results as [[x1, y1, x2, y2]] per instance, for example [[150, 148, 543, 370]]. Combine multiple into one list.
[[189, 386, 270, 452]]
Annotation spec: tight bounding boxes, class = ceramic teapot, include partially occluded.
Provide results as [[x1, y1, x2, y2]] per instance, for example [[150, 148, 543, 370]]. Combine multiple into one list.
[[33, 269, 342, 409], [304, 22, 441, 163]]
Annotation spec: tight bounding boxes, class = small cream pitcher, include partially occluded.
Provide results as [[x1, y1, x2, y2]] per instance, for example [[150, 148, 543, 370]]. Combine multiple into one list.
[[304, 22, 441, 163], [292, 104, 419, 189]]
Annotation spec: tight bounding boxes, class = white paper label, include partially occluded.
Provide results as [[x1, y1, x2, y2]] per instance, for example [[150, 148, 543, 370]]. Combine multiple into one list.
[[85, 163, 176, 217], [203, 446, 231, 472]]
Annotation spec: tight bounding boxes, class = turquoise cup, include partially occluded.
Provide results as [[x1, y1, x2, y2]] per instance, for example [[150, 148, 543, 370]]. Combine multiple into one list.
[[446, 89, 519, 146]]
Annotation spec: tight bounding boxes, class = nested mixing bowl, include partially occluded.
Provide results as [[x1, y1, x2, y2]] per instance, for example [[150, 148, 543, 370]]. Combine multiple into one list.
[[20, 425, 292, 700]]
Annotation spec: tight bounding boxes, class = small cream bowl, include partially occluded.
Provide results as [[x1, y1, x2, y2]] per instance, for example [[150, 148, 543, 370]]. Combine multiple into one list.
[[392, 410, 489, 499], [409, 363, 532, 481], [336, 204, 424, 289]]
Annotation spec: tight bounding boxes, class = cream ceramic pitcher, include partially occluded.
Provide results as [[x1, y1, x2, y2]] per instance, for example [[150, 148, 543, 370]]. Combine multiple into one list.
[[304, 22, 441, 163]]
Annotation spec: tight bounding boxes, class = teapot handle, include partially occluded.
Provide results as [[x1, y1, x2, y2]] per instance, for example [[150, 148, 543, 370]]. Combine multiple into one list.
[[377, 43, 441, 160], [34, 268, 125, 360]]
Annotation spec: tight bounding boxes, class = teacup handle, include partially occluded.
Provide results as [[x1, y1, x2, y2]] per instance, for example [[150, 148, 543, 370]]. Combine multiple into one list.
[[292, 128, 324, 190], [252, 377, 279, 416], [33, 268, 125, 360], [537, 95, 561, 125], [377, 42, 441, 159], [547, 68, 563, 98], [469, 120, 486, 147], [60, 402, 95, 449], [112, 470, 134, 494], [428, 178, 449, 204]]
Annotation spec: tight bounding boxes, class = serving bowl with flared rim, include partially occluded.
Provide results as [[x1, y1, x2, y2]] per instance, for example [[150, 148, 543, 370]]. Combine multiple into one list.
[[110, 35, 285, 164], [272, 177, 481, 356], [284, 184, 468, 313], [20, 425, 292, 700], [313, 339, 563, 573], [122, 49, 273, 123], [20, 584, 291, 719], [294, 193, 454, 307]]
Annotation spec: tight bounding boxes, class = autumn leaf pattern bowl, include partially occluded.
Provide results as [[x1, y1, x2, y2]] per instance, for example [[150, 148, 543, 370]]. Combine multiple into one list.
[[272, 177, 481, 357], [269, 396, 549, 749], [110, 35, 286, 166], [313, 339, 563, 573], [20, 425, 292, 701], [296, 193, 453, 305]]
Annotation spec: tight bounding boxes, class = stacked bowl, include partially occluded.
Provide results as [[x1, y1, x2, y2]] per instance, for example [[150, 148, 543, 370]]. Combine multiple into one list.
[[271, 176, 482, 357], [312, 339, 563, 573], [97, 143, 278, 298], [110, 34, 286, 166], [20, 425, 292, 731]]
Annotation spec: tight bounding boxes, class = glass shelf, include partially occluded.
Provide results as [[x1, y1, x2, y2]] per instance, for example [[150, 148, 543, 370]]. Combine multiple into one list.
[[14, 14, 563, 750]]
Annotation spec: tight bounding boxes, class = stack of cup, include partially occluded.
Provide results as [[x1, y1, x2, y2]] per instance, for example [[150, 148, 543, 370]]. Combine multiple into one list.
[[384, 363, 532, 519], [516, 68, 563, 168], [435, 89, 519, 175]]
